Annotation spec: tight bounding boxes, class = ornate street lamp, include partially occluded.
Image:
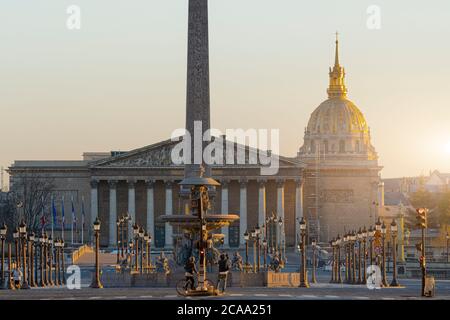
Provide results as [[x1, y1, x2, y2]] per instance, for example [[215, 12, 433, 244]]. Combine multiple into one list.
[[90, 217, 103, 288], [148, 234, 153, 271], [368, 226, 375, 266], [144, 233, 149, 273], [251, 229, 257, 273], [262, 239, 268, 270], [362, 227, 368, 284], [61, 239, 66, 284], [299, 217, 309, 288], [446, 232, 449, 264], [311, 239, 317, 284], [357, 228, 363, 284], [351, 231, 357, 284], [43, 232, 49, 286], [28, 232, 37, 287], [255, 225, 261, 273], [381, 221, 389, 287], [139, 227, 144, 274], [0, 224, 7, 289], [244, 231, 250, 272], [330, 239, 336, 283], [116, 218, 120, 265], [390, 220, 400, 287], [278, 217, 284, 263], [48, 236, 55, 286], [7, 242, 14, 290], [119, 216, 125, 259], [336, 235, 342, 283], [13, 228, 20, 270], [54, 239, 60, 286], [343, 233, 349, 283], [39, 233, 45, 287], [19, 220, 30, 289], [133, 224, 139, 272]]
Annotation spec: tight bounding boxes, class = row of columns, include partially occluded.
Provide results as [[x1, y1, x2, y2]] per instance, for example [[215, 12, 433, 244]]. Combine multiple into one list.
[[90, 178, 304, 248]]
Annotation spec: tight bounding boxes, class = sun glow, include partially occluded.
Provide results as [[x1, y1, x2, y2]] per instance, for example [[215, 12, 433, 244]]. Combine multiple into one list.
[[446, 141, 450, 155]]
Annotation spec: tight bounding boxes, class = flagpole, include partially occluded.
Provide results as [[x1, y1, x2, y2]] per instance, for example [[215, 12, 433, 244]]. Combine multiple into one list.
[[62, 196, 65, 243], [72, 196, 74, 246], [81, 196, 85, 245], [51, 195, 54, 241]]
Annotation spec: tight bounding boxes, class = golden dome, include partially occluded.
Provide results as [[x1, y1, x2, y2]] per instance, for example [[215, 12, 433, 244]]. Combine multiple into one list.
[[307, 97, 368, 135]]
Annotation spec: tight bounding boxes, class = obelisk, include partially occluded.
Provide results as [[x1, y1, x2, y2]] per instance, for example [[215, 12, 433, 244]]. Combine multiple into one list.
[[185, 0, 211, 178]]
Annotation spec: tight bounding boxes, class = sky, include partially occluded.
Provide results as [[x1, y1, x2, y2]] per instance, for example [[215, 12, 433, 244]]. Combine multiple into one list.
[[1, 0, 450, 187]]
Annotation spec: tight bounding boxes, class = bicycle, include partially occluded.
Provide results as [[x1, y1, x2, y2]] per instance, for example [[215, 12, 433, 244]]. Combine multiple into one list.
[[176, 276, 215, 296]]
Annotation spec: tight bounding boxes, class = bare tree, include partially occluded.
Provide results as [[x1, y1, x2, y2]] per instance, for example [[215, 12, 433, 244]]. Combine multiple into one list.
[[9, 174, 55, 233]]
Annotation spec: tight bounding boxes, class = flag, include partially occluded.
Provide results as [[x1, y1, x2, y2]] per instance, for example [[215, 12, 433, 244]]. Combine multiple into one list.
[[61, 196, 65, 230], [81, 196, 85, 228], [52, 197, 57, 227], [71, 196, 76, 226]]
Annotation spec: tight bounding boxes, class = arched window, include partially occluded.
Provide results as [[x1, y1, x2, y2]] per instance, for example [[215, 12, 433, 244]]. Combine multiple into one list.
[[339, 140, 345, 153], [355, 140, 360, 153], [310, 140, 316, 154], [323, 140, 329, 153]]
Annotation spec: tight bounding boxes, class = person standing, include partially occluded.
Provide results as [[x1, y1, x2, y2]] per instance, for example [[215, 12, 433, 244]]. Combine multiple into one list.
[[217, 254, 230, 293]]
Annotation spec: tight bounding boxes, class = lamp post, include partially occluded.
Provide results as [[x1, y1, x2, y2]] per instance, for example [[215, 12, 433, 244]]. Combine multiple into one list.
[[120, 216, 125, 259], [133, 224, 139, 272], [90, 217, 103, 288], [7, 243, 14, 290], [139, 227, 144, 274], [446, 232, 449, 264], [299, 217, 309, 288], [368, 226, 375, 266], [39, 233, 45, 287], [43, 232, 49, 286], [311, 239, 317, 284], [48, 236, 54, 286], [362, 227, 367, 284], [13, 228, 20, 271], [128, 241, 133, 269], [375, 218, 382, 266], [255, 225, 261, 273], [148, 234, 153, 271], [351, 231, 357, 284], [343, 234, 349, 283], [390, 220, 400, 287], [278, 217, 284, 263], [330, 239, 335, 283], [61, 239, 66, 285], [336, 235, 342, 283], [116, 218, 120, 265], [262, 239, 267, 270], [381, 221, 388, 287], [251, 229, 257, 273], [54, 239, 60, 286], [19, 220, 30, 289], [144, 233, 149, 273], [357, 228, 363, 284], [244, 231, 250, 272], [0, 224, 6, 289], [28, 232, 36, 287]]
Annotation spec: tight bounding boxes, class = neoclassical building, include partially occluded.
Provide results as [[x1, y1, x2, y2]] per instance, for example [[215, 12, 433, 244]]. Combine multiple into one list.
[[8, 140, 305, 248], [7, 37, 383, 248], [297, 37, 383, 242]]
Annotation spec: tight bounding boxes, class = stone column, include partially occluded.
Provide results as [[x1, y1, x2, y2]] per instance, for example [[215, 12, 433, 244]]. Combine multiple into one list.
[[221, 180, 229, 247], [239, 180, 248, 247], [277, 179, 285, 247], [295, 178, 304, 247], [90, 180, 98, 242], [165, 181, 173, 248], [146, 180, 155, 237], [127, 180, 136, 242], [108, 180, 117, 247], [258, 180, 266, 228]]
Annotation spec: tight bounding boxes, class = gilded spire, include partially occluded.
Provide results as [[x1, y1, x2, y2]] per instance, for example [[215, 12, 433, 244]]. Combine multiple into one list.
[[335, 31, 340, 67], [327, 32, 347, 99]]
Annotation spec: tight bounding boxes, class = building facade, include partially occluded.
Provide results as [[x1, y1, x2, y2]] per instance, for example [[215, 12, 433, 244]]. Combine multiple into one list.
[[8, 139, 305, 248], [297, 37, 383, 242]]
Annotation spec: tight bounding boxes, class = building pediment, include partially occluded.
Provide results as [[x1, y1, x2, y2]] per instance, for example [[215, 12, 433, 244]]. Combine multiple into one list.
[[90, 137, 305, 169]]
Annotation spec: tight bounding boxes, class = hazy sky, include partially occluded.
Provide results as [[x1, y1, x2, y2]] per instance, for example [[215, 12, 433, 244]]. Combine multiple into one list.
[[1, 0, 450, 185]]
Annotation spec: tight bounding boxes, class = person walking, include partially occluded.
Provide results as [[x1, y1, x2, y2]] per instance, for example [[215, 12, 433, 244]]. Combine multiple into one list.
[[12, 264, 23, 289], [217, 254, 230, 293]]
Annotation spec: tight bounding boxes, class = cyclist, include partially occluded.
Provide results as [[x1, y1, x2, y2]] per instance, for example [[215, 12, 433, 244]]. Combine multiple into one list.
[[184, 256, 197, 291]]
